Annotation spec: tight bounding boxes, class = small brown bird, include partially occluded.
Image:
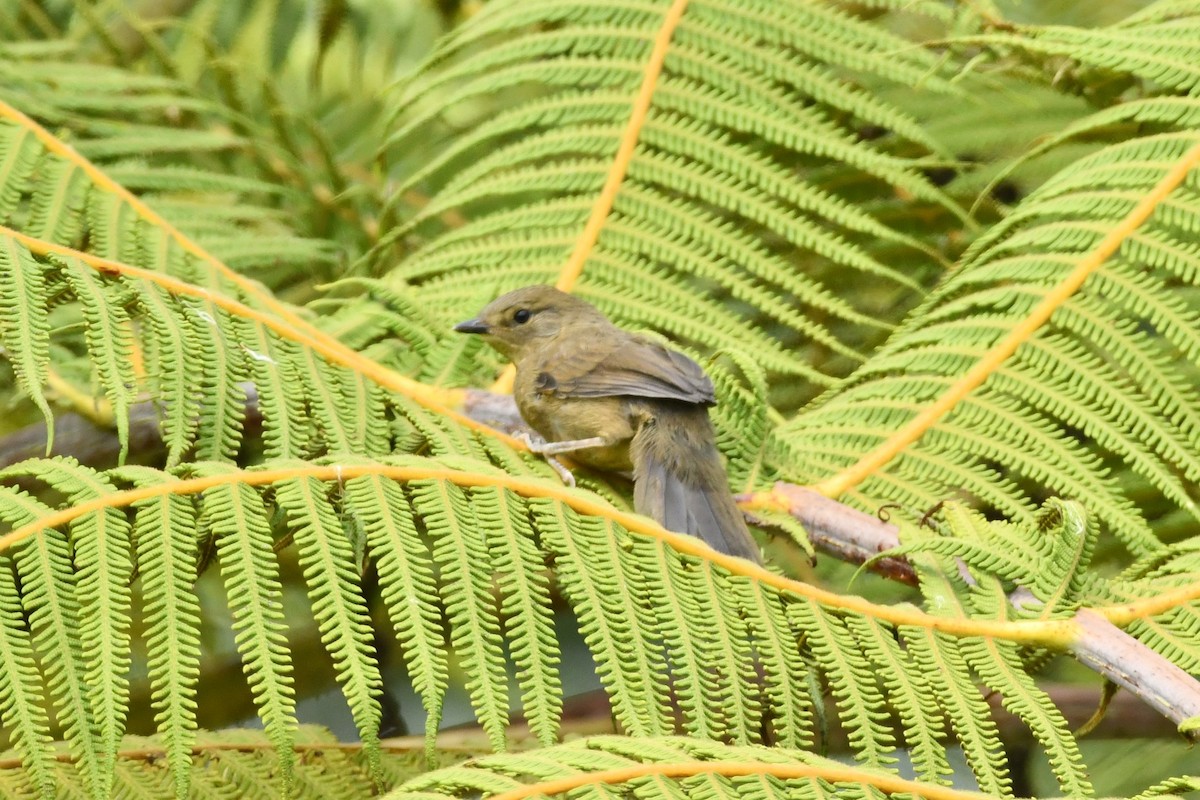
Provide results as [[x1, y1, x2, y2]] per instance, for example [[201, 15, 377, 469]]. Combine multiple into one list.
[[455, 285, 761, 563]]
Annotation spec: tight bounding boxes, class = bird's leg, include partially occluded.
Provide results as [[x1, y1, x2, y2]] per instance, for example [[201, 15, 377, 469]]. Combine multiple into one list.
[[529, 436, 608, 456], [514, 432, 609, 488]]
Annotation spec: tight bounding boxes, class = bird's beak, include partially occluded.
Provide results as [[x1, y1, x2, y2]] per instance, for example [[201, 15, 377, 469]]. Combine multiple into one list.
[[453, 317, 489, 334]]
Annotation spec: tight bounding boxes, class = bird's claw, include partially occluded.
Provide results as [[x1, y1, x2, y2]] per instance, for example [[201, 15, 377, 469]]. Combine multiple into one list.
[[513, 429, 545, 452], [546, 457, 577, 488]]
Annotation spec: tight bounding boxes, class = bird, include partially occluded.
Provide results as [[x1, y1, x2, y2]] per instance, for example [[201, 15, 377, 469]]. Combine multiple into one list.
[[454, 285, 761, 563]]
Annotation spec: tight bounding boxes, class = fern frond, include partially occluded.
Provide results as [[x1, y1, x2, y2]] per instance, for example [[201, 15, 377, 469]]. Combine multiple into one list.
[[855, 614, 955, 783], [0, 237, 53, 440], [0, 93, 483, 448], [905, 627, 1010, 795], [479, 486, 562, 747], [117, 466, 200, 799], [0, 555, 54, 796], [707, 349, 774, 493], [1133, 775, 1200, 800], [343, 471, 449, 754], [0, 453, 1185, 794], [418, 477, 511, 750], [379, 0, 960, 398], [896, 504, 1096, 795], [1096, 536, 1200, 673], [788, 599, 895, 766], [59, 259, 138, 460], [186, 301, 249, 462], [5, 459, 135, 784], [276, 475, 383, 776], [778, 131, 1200, 554], [963, 630, 1089, 796], [0, 228, 489, 469], [530, 498, 673, 737], [972, 2, 1200, 96], [0, 725, 426, 799], [737, 581, 815, 751], [0, 38, 376, 276], [0, 484, 103, 795], [195, 463, 297, 788], [3, 7, 1200, 795]]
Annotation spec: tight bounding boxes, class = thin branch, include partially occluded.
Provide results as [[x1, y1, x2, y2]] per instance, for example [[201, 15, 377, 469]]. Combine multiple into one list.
[[1072, 609, 1200, 740], [763, 483, 917, 584]]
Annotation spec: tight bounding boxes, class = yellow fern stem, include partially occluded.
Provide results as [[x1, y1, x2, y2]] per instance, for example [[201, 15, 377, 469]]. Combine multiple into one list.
[[0, 100, 486, 438], [1100, 581, 1200, 625], [489, 0, 689, 395], [815, 139, 1200, 498], [489, 761, 993, 800], [552, 0, 688, 294], [0, 226, 515, 445], [0, 460, 1080, 646]]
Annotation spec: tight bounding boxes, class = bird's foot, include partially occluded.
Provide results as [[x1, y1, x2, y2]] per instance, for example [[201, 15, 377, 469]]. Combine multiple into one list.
[[513, 431, 592, 487]]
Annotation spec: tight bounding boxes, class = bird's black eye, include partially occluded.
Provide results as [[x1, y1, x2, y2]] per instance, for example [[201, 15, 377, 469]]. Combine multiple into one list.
[[513, 308, 531, 324]]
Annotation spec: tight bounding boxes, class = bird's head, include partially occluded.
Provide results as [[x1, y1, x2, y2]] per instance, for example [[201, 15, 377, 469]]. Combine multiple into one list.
[[453, 285, 605, 361]]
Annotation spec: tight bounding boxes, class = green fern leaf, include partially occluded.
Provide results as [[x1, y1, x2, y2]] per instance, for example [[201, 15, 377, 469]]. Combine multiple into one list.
[[739, 582, 816, 751], [26, 156, 89, 244], [59, 260, 138, 461], [776, 131, 1200, 553], [336, 369, 391, 456], [787, 600, 894, 766], [196, 464, 296, 788], [379, 0, 958, 395], [184, 301, 248, 462], [844, 615, 952, 785], [6, 459, 134, 785], [0, 122, 42, 219], [275, 475, 384, 777], [698, 565, 762, 744], [478, 486, 562, 747], [963, 620, 1090, 795], [386, 734, 989, 800], [1133, 774, 1200, 800], [136, 281, 202, 466], [117, 466, 201, 800], [416, 478, 511, 750], [343, 471, 448, 755], [531, 498, 674, 737], [0, 555, 54, 796], [906, 627, 1010, 795], [233, 318, 313, 460], [647, 542, 726, 743], [0, 485, 103, 796], [0, 238, 54, 441]]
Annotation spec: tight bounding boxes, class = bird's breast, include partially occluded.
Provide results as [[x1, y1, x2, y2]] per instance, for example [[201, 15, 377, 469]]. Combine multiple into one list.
[[514, 370, 636, 472]]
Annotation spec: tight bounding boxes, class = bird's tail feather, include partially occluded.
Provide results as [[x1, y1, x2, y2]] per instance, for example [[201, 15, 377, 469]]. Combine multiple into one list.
[[632, 410, 761, 564]]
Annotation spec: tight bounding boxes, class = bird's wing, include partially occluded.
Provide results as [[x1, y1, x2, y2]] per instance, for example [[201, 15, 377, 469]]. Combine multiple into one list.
[[545, 332, 716, 406]]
